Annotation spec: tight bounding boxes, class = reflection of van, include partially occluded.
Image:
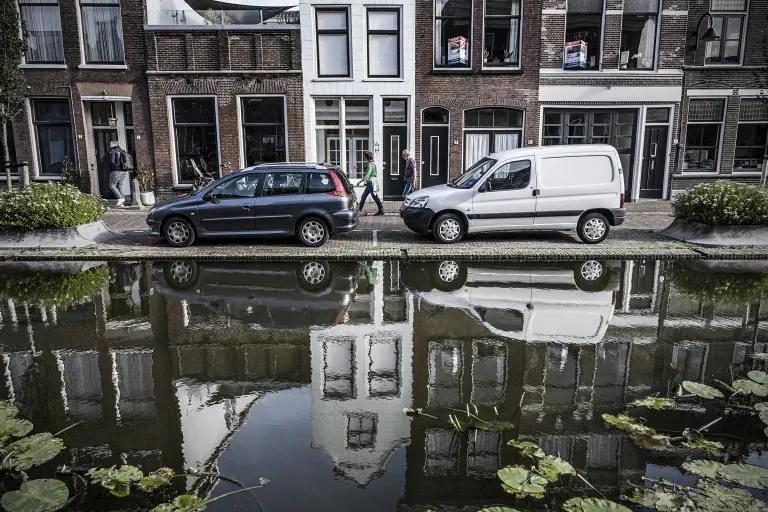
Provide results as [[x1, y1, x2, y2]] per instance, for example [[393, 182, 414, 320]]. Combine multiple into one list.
[[401, 145, 625, 244], [403, 260, 618, 344]]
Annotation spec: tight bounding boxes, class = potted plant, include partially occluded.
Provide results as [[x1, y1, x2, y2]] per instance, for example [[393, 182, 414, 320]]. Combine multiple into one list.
[[136, 164, 156, 206], [503, 51, 514, 63]]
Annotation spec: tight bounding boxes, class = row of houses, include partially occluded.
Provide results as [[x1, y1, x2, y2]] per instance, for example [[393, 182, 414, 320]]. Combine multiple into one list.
[[3, 0, 767, 201]]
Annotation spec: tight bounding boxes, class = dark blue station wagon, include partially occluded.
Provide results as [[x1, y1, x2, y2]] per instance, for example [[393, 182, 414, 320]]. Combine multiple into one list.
[[146, 164, 359, 247]]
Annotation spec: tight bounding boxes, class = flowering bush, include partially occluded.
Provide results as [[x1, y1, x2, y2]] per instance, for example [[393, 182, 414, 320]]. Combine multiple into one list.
[[0, 183, 104, 230], [672, 181, 768, 225], [0, 264, 110, 307]]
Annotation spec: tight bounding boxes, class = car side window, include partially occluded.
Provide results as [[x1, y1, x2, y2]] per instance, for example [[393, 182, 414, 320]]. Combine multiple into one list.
[[261, 172, 306, 196], [485, 160, 531, 192], [306, 172, 335, 194], [210, 174, 260, 200]]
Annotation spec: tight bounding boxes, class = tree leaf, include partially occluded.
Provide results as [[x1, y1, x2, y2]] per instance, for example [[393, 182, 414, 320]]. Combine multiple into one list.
[[506, 440, 544, 458], [1, 479, 69, 512], [682, 459, 724, 479], [682, 381, 724, 399], [733, 379, 768, 397], [497, 466, 548, 499], [718, 463, 768, 489], [631, 396, 676, 410], [1, 433, 64, 471], [749, 371, 768, 385], [536, 455, 576, 482]]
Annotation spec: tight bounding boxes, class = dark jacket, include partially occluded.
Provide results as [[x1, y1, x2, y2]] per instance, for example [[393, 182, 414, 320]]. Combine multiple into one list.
[[109, 147, 124, 173], [404, 157, 415, 183]]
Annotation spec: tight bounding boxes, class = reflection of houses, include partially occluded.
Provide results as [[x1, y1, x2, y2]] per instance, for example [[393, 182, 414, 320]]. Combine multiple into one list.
[[310, 261, 414, 485]]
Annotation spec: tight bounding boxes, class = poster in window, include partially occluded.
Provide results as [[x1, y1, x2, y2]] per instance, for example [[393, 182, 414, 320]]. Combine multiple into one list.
[[564, 40, 587, 69], [448, 36, 468, 65]]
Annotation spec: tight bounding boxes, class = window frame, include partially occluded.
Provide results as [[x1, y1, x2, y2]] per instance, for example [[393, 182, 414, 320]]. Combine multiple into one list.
[[619, 0, 660, 71], [479, 159, 532, 192], [29, 97, 75, 178], [168, 95, 221, 187], [433, 0, 473, 70], [563, 0, 606, 71], [733, 121, 768, 173], [462, 107, 524, 170], [237, 95, 289, 168], [18, 0, 65, 65], [315, 7, 351, 78], [704, 10, 747, 66], [683, 98, 725, 173], [481, 0, 523, 69], [366, 7, 401, 78], [313, 96, 372, 180], [78, 0, 125, 65]]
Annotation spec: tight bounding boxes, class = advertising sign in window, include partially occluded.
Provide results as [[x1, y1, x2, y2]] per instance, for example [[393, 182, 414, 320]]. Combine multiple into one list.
[[564, 40, 588, 69], [448, 36, 468, 65]]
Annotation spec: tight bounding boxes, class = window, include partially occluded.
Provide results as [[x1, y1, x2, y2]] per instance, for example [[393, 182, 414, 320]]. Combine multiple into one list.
[[705, 0, 746, 65], [483, 159, 531, 191], [422, 107, 449, 125], [483, 0, 521, 67], [316, 8, 349, 77], [80, 0, 125, 64], [452, 157, 497, 188], [367, 9, 400, 77], [314, 97, 371, 179], [620, 0, 658, 70], [463, 108, 523, 168], [31, 99, 74, 176], [564, 0, 604, 70], [261, 172, 305, 196], [241, 97, 286, 166], [684, 99, 724, 171], [346, 414, 377, 449], [434, 0, 471, 68], [734, 124, 767, 171], [171, 97, 219, 185], [306, 172, 335, 193], [19, 0, 64, 63], [209, 174, 261, 200]]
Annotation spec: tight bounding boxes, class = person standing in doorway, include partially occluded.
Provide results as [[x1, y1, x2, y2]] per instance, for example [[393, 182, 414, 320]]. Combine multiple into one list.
[[358, 150, 384, 216], [402, 149, 415, 198], [108, 141, 132, 207]]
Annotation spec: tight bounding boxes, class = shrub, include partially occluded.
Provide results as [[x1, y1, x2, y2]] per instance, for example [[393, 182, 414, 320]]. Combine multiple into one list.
[[136, 164, 155, 191], [0, 183, 104, 230], [0, 264, 110, 307], [671, 263, 768, 304], [672, 181, 768, 225]]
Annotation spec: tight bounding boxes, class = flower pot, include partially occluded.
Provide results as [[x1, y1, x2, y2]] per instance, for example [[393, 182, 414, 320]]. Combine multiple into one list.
[[140, 191, 156, 206]]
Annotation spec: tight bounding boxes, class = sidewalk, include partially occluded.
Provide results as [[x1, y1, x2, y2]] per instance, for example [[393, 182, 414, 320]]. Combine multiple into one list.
[[2, 200, 764, 261]]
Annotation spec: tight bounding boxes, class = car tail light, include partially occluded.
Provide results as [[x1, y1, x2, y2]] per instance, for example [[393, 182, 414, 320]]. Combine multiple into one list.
[[327, 170, 348, 197], [620, 193, 625, 208]]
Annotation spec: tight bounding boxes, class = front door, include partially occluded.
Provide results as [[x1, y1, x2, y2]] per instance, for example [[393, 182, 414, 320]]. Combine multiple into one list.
[[383, 126, 407, 200], [90, 101, 134, 198], [421, 125, 449, 189], [94, 129, 118, 198], [197, 173, 261, 234], [469, 159, 536, 231], [640, 125, 668, 199]]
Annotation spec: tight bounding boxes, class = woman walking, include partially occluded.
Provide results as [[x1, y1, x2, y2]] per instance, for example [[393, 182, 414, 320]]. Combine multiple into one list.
[[358, 150, 384, 216]]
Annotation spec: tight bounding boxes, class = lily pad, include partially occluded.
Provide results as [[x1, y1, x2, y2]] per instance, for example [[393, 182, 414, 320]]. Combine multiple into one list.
[[602, 414, 656, 437], [0, 401, 19, 420], [1, 433, 64, 472], [755, 402, 768, 412], [733, 379, 768, 397], [506, 440, 544, 458], [563, 498, 632, 512], [682, 381, 724, 399], [682, 459, 724, 479], [749, 370, 768, 385], [87, 465, 144, 497], [718, 463, 768, 489], [536, 455, 576, 482], [478, 508, 522, 512], [137, 467, 175, 493], [695, 479, 768, 511], [631, 396, 676, 410], [497, 466, 548, 499], [682, 438, 724, 455], [0, 418, 34, 446], [1, 478, 69, 512]]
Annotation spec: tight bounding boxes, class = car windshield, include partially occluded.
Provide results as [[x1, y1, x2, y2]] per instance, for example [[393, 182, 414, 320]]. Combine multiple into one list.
[[449, 158, 497, 189]]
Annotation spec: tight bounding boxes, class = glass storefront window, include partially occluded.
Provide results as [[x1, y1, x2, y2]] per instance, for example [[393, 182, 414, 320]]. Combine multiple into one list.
[[241, 97, 287, 166], [32, 99, 74, 176], [172, 97, 219, 184]]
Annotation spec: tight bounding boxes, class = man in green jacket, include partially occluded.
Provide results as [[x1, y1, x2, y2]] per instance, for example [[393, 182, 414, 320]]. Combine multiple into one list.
[[357, 150, 384, 216]]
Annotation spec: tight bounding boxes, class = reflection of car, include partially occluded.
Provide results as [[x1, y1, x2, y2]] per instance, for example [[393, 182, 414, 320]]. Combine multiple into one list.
[[403, 260, 619, 343], [146, 164, 359, 247], [152, 260, 362, 329]]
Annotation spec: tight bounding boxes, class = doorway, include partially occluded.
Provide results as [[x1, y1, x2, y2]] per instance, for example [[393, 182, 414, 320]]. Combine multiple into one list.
[[420, 107, 449, 189], [88, 101, 135, 198], [382, 99, 408, 200], [640, 125, 668, 199]]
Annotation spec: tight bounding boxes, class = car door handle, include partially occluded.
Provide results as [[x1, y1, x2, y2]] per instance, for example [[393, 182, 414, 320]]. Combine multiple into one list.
[[532, 189, 540, 196], [241, 205, 251, 211]]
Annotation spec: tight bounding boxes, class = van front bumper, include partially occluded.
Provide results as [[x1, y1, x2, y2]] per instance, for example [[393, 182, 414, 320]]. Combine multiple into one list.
[[610, 208, 626, 226], [400, 206, 435, 234]]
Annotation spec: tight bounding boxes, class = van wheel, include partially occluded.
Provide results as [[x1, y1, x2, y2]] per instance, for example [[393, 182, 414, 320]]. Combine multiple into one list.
[[573, 260, 610, 292], [577, 212, 610, 244], [430, 260, 467, 291], [432, 213, 464, 244], [164, 216, 196, 247], [298, 217, 329, 247]]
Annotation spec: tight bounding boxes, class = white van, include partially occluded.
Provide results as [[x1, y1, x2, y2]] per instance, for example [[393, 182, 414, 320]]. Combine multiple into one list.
[[401, 144, 625, 243]]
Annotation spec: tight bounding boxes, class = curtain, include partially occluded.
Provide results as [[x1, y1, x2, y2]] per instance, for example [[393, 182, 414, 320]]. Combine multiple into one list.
[[465, 134, 489, 167], [507, 19, 519, 63], [494, 133, 519, 153], [636, 17, 656, 69], [20, 4, 64, 63], [81, 1, 125, 63]]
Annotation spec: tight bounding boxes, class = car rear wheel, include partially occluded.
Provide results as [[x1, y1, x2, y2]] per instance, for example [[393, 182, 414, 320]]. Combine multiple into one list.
[[298, 217, 329, 247], [163, 260, 199, 290], [577, 212, 610, 244], [164, 216, 196, 247], [432, 213, 464, 244], [296, 261, 333, 292]]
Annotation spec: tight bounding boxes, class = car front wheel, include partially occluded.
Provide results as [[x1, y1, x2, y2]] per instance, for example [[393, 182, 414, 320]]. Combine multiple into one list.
[[432, 213, 465, 244], [298, 217, 329, 247], [164, 216, 196, 247]]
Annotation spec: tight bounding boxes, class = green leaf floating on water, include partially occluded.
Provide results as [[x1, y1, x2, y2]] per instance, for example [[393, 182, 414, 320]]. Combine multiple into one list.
[[478, 508, 522, 512], [748, 370, 768, 385], [563, 497, 632, 512], [631, 396, 676, 410], [137, 467, 175, 493], [536, 455, 576, 482], [1, 433, 65, 472], [695, 479, 768, 511], [682, 381, 724, 399], [682, 438, 724, 455], [87, 465, 144, 497], [602, 414, 655, 437], [1, 478, 69, 512], [682, 459, 725, 479], [718, 463, 768, 489], [0, 401, 20, 420], [506, 439, 544, 458], [627, 487, 694, 511], [0, 418, 34, 446], [151, 495, 207, 512], [733, 378, 768, 397], [497, 466, 548, 499]]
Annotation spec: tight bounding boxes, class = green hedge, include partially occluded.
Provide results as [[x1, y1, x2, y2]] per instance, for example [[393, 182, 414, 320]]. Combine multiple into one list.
[[0, 183, 104, 230], [0, 265, 110, 307], [670, 263, 768, 304], [672, 181, 768, 226]]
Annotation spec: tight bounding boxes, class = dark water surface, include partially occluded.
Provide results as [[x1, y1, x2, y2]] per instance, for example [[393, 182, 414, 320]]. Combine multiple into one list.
[[1, 259, 768, 511]]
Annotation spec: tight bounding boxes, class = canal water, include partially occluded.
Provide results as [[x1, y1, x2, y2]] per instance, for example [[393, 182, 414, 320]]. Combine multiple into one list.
[[1, 259, 767, 511]]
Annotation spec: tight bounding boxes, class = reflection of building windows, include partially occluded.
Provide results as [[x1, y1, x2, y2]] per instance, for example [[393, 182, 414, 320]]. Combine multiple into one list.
[[543, 344, 578, 407], [58, 350, 102, 420], [322, 336, 356, 400], [586, 435, 619, 469], [114, 350, 156, 420], [428, 340, 463, 406], [346, 413, 377, 449], [684, 99, 724, 171], [564, 0, 604, 70], [31, 99, 74, 176], [483, 0, 521, 67], [705, 0, 746, 65], [241, 97, 287, 166], [171, 97, 219, 184], [80, 0, 125, 64], [620, 0, 658, 70], [316, 8, 349, 77], [463, 108, 523, 168], [734, 99, 768, 172], [471, 341, 506, 405], [424, 429, 459, 476], [368, 334, 400, 397], [592, 343, 630, 406], [434, 0, 471, 68], [367, 9, 400, 77], [670, 342, 708, 387], [19, 0, 65, 63], [467, 430, 501, 478]]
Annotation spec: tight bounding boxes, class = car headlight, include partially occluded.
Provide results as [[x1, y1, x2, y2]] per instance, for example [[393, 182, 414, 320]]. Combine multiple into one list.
[[407, 196, 429, 208]]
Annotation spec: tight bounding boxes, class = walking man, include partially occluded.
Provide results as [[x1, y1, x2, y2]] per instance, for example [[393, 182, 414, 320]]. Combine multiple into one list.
[[358, 150, 384, 216], [108, 141, 132, 207], [402, 149, 415, 198]]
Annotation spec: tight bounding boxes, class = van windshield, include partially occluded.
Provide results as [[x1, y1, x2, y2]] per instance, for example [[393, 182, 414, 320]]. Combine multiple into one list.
[[449, 158, 497, 189]]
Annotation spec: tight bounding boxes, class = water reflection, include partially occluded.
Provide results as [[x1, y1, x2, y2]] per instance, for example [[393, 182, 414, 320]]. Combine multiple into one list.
[[0, 259, 767, 510]]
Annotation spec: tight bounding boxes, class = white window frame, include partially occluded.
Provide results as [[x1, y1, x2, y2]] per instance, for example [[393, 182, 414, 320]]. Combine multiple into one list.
[[705, 0, 749, 67], [481, 0, 523, 71], [312, 96, 372, 180], [167, 95, 221, 188], [682, 97, 726, 174], [236, 94, 290, 169], [432, 0, 473, 70], [461, 106, 525, 171], [75, 0, 127, 68]]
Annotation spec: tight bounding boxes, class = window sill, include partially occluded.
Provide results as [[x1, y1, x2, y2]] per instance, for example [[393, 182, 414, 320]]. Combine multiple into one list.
[[312, 77, 353, 82], [20, 64, 67, 69], [78, 64, 128, 70], [480, 67, 523, 74], [362, 78, 405, 82], [172, 184, 194, 190], [430, 68, 473, 74]]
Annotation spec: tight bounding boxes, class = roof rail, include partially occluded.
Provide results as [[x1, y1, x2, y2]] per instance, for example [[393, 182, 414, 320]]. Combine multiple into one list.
[[253, 161, 325, 167]]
